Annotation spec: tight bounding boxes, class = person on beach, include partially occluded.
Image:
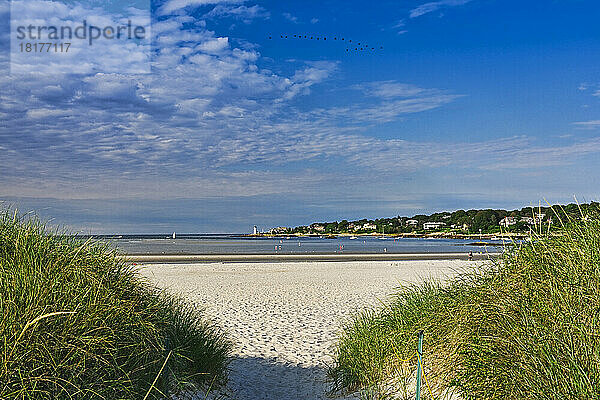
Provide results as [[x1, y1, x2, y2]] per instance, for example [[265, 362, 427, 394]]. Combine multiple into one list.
[[468, 251, 473, 261]]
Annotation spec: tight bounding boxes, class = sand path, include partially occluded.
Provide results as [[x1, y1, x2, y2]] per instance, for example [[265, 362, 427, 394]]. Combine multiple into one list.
[[140, 260, 464, 399]]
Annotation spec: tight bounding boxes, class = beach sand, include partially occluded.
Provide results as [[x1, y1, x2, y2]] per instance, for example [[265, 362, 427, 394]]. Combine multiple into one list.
[[139, 259, 468, 399]]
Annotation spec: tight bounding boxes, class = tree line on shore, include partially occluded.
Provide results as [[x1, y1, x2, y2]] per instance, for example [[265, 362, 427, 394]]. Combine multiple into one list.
[[271, 202, 599, 235]]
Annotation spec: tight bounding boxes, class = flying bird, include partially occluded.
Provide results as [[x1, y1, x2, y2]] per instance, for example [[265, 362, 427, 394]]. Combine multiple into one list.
[[268, 33, 385, 55]]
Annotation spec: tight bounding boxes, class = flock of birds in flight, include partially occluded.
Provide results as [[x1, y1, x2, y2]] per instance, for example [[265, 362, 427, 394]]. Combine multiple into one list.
[[269, 34, 384, 53]]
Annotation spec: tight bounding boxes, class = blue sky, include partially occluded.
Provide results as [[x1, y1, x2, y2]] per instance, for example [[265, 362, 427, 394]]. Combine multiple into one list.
[[1, 0, 600, 233]]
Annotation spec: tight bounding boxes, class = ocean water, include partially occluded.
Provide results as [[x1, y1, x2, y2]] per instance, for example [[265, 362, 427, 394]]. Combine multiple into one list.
[[93, 234, 507, 255]]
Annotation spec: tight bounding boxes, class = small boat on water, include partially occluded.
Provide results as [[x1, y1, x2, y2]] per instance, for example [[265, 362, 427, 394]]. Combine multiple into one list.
[[349, 236, 357, 239], [378, 226, 389, 239]]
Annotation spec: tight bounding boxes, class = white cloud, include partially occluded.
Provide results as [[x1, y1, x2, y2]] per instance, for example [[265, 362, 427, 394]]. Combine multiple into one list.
[[393, 20, 406, 29], [25, 108, 71, 119], [282, 61, 338, 99], [204, 4, 270, 22], [578, 82, 600, 97], [394, 20, 408, 34], [573, 120, 600, 129], [283, 12, 298, 23], [5, 0, 596, 210], [10, 0, 151, 74], [409, 0, 472, 18], [1, 7, 348, 201], [308, 94, 461, 125], [158, 0, 242, 15], [197, 36, 230, 53], [357, 81, 429, 98], [480, 137, 600, 170]]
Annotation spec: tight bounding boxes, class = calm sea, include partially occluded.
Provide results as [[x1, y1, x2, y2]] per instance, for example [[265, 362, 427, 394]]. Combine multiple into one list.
[[94, 234, 506, 255]]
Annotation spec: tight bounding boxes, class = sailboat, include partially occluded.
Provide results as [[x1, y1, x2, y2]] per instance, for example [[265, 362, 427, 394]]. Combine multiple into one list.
[[378, 225, 388, 239]]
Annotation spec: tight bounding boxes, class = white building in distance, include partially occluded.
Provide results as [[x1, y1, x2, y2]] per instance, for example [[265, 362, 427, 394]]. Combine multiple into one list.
[[423, 222, 446, 230], [499, 217, 517, 227]]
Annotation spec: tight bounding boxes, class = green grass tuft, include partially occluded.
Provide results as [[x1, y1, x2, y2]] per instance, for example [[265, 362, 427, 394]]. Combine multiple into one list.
[[330, 208, 600, 399], [0, 210, 231, 399]]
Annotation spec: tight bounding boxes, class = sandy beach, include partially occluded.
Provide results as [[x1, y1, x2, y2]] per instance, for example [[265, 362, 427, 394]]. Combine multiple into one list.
[[139, 259, 469, 399]]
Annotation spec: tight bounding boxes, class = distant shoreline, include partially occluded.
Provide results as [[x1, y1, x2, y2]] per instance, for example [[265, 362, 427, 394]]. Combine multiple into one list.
[[125, 252, 498, 263], [247, 232, 527, 240]]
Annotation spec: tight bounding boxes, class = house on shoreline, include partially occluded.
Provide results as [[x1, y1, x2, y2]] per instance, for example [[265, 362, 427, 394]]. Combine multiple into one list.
[[310, 223, 325, 232], [499, 216, 517, 227], [362, 222, 377, 230], [423, 222, 446, 230]]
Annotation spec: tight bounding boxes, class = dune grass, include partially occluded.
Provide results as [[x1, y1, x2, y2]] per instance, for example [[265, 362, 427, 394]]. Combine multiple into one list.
[[330, 208, 600, 399], [0, 210, 231, 399]]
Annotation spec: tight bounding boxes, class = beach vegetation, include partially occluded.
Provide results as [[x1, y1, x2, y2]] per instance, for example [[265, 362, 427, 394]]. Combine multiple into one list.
[[330, 206, 600, 399], [0, 210, 231, 399]]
